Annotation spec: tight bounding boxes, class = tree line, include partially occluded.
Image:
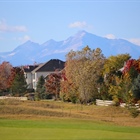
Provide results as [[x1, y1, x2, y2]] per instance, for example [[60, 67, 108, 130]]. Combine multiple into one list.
[[36, 46, 140, 107], [0, 46, 140, 106]]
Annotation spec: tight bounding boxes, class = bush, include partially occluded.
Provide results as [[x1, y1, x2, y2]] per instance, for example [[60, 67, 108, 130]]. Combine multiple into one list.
[[129, 108, 139, 118]]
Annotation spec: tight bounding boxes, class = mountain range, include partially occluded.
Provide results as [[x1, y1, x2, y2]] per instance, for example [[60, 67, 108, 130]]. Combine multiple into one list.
[[0, 30, 140, 66]]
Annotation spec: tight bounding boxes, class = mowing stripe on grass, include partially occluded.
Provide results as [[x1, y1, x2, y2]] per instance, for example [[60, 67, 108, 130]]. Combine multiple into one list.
[[0, 119, 140, 140]]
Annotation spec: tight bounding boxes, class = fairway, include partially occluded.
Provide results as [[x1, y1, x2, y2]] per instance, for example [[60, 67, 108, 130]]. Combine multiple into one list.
[[0, 119, 140, 140]]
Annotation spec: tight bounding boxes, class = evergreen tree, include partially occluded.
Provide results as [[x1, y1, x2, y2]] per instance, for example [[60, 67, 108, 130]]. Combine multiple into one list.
[[132, 74, 140, 100], [36, 75, 46, 99], [10, 68, 27, 96]]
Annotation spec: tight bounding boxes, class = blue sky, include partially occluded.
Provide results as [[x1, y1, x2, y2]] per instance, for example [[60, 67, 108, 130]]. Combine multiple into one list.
[[0, 0, 140, 52]]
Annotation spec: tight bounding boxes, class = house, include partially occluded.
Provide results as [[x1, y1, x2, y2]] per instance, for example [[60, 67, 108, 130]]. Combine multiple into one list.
[[23, 65, 39, 89], [23, 59, 65, 90]]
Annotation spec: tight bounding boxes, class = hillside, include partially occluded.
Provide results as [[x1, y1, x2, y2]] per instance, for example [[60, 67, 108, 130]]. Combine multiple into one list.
[[0, 30, 140, 66]]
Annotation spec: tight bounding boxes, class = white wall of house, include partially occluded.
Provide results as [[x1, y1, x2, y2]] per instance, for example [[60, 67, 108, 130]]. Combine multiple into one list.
[[32, 71, 54, 90], [24, 72, 33, 89]]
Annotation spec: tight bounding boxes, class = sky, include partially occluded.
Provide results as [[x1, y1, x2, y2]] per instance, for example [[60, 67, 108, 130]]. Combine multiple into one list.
[[0, 0, 140, 52]]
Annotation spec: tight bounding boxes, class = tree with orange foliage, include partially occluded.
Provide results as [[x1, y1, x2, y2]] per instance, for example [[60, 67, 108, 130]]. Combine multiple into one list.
[[45, 72, 62, 99], [60, 69, 78, 103], [0, 61, 13, 93], [133, 58, 140, 73]]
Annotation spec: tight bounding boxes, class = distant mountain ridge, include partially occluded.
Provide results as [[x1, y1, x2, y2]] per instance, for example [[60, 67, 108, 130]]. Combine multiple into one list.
[[0, 30, 140, 66]]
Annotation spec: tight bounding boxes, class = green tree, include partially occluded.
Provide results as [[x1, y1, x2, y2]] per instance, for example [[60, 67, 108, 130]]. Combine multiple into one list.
[[10, 68, 27, 96], [108, 77, 133, 105], [36, 75, 46, 99], [132, 74, 140, 100]]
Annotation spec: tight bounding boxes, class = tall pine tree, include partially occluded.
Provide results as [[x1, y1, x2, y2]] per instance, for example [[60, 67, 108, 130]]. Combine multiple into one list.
[[36, 75, 46, 99], [132, 74, 140, 100], [10, 68, 27, 96]]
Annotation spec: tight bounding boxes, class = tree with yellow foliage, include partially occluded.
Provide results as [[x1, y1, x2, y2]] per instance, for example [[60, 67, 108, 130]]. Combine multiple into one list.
[[62, 46, 105, 104]]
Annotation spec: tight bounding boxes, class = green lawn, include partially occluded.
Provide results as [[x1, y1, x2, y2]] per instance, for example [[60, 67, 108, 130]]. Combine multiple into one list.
[[0, 119, 140, 140]]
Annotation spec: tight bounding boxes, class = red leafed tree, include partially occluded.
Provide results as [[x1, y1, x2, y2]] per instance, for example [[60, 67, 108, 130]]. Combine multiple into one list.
[[45, 72, 62, 99], [60, 69, 78, 102], [0, 61, 13, 91], [122, 59, 139, 80], [133, 58, 140, 73], [60, 70, 68, 94], [123, 59, 135, 74]]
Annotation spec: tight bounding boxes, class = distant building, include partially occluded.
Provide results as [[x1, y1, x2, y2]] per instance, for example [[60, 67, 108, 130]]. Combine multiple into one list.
[[23, 59, 65, 90], [23, 65, 39, 89]]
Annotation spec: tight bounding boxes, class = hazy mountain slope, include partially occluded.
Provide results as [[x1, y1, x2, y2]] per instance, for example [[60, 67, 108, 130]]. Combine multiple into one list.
[[0, 30, 140, 66]]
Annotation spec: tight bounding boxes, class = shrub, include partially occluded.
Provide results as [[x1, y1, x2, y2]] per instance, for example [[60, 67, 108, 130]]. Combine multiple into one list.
[[129, 107, 139, 118]]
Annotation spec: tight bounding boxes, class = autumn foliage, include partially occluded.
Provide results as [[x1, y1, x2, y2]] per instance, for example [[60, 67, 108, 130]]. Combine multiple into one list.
[[0, 62, 27, 96], [60, 46, 106, 103], [0, 46, 140, 109], [0, 62, 12, 91], [45, 72, 62, 99]]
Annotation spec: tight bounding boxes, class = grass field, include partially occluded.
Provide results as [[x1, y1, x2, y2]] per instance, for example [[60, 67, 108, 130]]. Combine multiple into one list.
[[0, 118, 140, 140], [0, 99, 140, 140]]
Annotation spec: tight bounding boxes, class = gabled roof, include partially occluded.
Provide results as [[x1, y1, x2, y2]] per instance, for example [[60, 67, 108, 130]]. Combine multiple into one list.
[[32, 59, 65, 73], [23, 65, 39, 72]]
